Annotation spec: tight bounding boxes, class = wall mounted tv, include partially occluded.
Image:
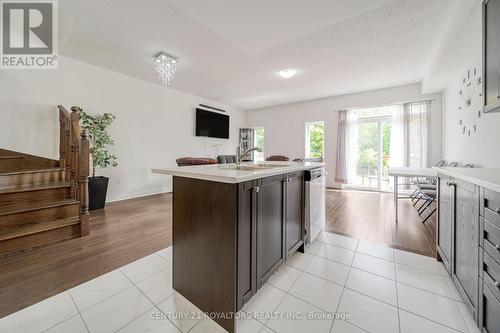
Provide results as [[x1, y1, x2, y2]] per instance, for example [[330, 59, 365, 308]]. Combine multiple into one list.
[[195, 108, 230, 139]]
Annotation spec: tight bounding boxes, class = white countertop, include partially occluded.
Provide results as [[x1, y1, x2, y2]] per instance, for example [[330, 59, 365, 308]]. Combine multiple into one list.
[[434, 167, 500, 193], [152, 161, 325, 184], [388, 167, 438, 177]]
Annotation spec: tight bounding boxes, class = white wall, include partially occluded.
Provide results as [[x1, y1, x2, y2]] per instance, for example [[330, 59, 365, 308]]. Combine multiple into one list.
[[245, 83, 443, 187], [0, 56, 245, 201], [427, 1, 500, 168]]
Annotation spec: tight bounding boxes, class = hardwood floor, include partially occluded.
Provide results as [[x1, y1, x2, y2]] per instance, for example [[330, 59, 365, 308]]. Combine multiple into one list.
[[325, 189, 436, 257], [0, 193, 172, 319], [0, 189, 435, 319]]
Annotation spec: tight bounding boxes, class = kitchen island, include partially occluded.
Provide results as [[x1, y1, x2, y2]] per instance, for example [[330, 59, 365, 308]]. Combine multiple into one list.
[[152, 161, 324, 332]]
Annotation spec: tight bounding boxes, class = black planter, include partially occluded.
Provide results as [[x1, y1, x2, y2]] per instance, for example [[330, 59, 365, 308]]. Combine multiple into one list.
[[88, 176, 109, 211]]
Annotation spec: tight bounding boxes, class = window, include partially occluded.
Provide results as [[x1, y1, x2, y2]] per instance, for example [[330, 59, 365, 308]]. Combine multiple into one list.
[[343, 101, 429, 192], [253, 127, 265, 161], [305, 121, 324, 159]]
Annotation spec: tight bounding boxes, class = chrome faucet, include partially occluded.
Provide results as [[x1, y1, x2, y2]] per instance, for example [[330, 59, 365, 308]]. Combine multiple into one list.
[[236, 146, 262, 165]]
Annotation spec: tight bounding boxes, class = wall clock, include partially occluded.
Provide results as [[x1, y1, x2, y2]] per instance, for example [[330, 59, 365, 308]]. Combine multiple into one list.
[[458, 68, 482, 136]]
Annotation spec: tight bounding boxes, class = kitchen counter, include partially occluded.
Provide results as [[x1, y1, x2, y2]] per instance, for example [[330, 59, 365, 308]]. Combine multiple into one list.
[[152, 161, 324, 183], [433, 167, 500, 193], [153, 161, 322, 333], [434, 167, 500, 331]]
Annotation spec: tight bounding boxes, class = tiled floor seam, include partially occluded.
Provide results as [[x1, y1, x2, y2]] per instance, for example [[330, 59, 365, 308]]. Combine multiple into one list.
[[260, 285, 288, 328], [74, 284, 138, 319], [316, 239, 357, 252], [118, 269, 181, 332], [155, 253, 171, 265], [283, 262, 347, 289], [328, 239, 358, 333], [343, 321, 371, 332], [342, 286, 398, 309], [68, 270, 134, 313], [395, 261, 449, 277], [269, 269, 403, 323], [118, 265, 170, 285], [452, 300, 474, 333], [240, 309, 277, 332], [394, 257, 402, 333], [398, 308, 466, 333], [355, 251, 396, 264], [38, 271, 138, 333], [67, 291, 92, 333], [71, 283, 156, 333], [396, 280, 463, 303], [39, 313, 84, 333], [111, 306, 156, 333]]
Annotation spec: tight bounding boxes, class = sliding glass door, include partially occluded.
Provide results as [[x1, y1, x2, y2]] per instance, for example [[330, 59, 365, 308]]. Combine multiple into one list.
[[350, 116, 392, 191]]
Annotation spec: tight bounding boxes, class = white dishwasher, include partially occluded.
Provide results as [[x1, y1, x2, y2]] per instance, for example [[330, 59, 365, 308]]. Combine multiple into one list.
[[304, 167, 326, 244]]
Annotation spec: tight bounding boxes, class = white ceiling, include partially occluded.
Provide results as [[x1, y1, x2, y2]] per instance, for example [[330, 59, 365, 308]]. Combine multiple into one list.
[[59, 0, 457, 110], [169, 0, 397, 56]]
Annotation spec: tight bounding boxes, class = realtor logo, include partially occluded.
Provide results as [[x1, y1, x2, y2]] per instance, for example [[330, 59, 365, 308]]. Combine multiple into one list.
[[1, 0, 58, 69]]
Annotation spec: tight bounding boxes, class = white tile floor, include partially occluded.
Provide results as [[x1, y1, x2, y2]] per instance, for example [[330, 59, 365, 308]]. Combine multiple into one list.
[[0, 232, 481, 333]]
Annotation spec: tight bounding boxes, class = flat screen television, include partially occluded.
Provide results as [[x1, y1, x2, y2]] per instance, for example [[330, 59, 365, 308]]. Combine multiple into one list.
[[195, 108, 230, 139]]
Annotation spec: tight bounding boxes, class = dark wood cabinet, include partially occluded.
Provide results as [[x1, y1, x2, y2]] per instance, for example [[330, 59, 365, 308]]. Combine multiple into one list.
[[452, 179, 479, 319], [237, 179, 257, 309], [173, 171, 306, 332], [437, 175, 454, 273], [236, 172, 305, 307], [256, 174, 286, 288], [285, 171, 304, 257]]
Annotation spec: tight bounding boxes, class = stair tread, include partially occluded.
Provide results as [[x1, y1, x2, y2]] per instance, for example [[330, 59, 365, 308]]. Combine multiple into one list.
[[0, 198, 79, 216], [0, 167, 65, 176], [0, 217, 80, 241], [0, 181, 70, 194], [0, 156, 23, 160]]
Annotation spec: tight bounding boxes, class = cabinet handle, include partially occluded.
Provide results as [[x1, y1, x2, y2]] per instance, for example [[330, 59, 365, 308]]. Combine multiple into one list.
[[495, 244, 500, 251], [446, 182, 456, 187], [495, 281, 500, 290], [495, 208, 500, 215], [252, 187, 259, 193]]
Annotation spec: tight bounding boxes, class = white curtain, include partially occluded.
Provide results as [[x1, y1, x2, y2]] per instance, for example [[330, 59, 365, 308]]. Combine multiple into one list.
[[389, 101, 430, 168], [335, 111, 348, 183], [346, 111, 359, 182], [389, 104, 406, 168], [335, 110, 359, 184], [407, 101, 429, 168]]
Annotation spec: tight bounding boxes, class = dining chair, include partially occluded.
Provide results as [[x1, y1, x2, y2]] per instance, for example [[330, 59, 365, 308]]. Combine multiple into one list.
[[266, 155, 290, 161]]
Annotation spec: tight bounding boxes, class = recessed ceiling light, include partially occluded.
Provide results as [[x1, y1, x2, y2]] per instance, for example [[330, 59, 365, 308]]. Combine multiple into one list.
[[279, 68, 297, 79]]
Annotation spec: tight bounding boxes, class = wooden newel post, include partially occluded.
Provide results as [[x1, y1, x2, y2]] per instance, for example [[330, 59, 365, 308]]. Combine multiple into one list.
[[80, 129, 90, 236]]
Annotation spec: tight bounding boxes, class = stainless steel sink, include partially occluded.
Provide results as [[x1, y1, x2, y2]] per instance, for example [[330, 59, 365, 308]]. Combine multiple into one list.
[[217, 163, 293, 171], [254, 163, 293, 168], [218, 165, 271, 171]]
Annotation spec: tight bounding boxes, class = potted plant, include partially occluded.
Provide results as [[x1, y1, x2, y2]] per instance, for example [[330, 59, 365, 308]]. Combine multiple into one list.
[[77, 106, 118, 211]]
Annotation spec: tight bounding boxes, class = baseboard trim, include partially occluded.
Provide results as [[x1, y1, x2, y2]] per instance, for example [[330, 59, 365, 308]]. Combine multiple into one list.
[[106, 190, 172, 204]]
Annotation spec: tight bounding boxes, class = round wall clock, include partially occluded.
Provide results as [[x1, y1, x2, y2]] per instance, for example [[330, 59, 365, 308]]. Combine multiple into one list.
[[458, 68, 482, 136]]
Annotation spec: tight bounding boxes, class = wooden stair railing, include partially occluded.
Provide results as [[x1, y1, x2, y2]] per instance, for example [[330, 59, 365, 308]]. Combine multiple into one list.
[[58, 105, 90, 236]]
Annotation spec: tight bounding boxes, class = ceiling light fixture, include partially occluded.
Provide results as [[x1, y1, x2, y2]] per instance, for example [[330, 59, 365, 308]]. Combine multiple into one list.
[[278, 68, 297, 79], [154, 52, 177, 85]]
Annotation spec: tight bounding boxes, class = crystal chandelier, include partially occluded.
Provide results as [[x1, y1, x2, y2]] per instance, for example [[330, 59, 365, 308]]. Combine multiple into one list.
[[154, 52, 177, 85]]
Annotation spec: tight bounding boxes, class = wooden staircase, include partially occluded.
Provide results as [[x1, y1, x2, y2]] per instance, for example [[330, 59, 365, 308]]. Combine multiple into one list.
[[0, 106, 90, 255]]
